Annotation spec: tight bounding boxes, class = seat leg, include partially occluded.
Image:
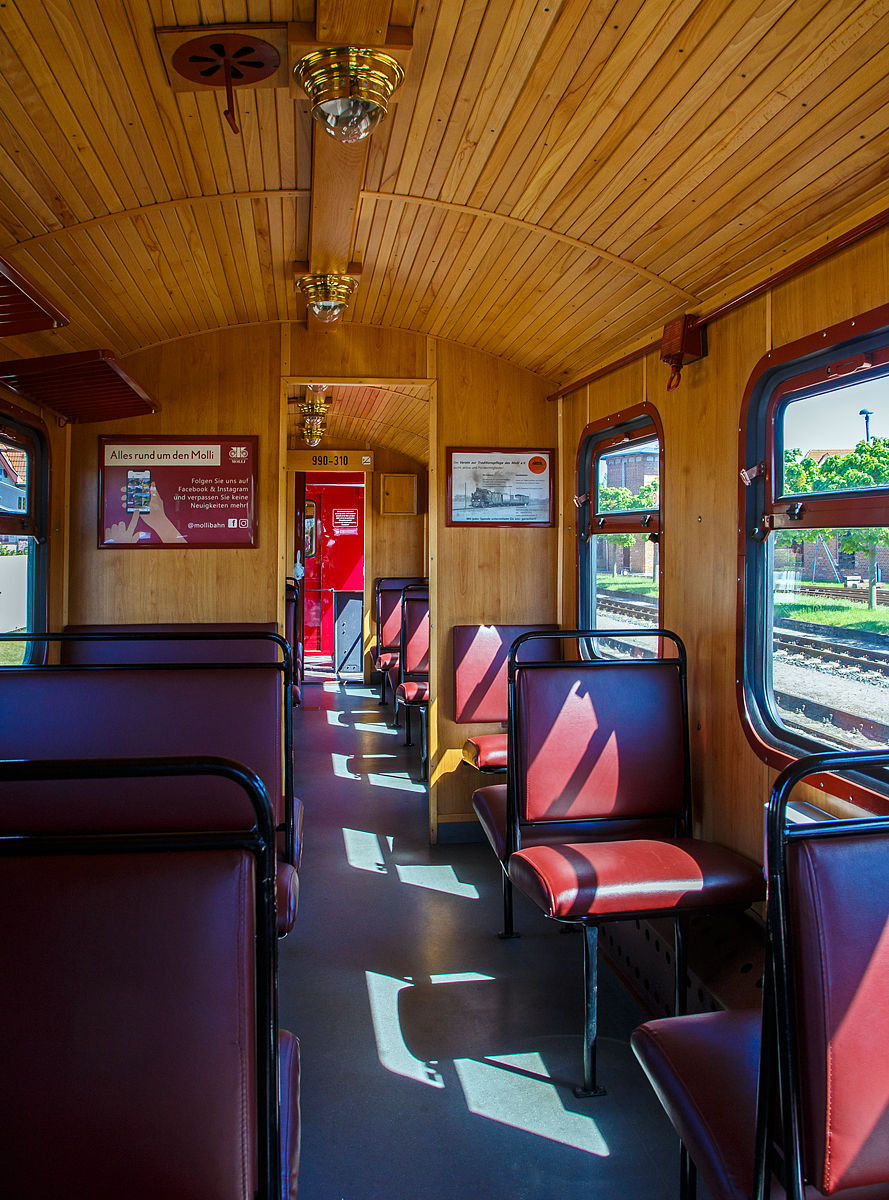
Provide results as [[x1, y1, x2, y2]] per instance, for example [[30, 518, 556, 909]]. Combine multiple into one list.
[[379, 670, 387, 705], [674, 915, 689, 1016], [419, 706, 428, 779], [498, 869, 520, 939], [680, 1144, 697, 1200], [404, 705, 413, 746], [575, 923, 606, 1098]]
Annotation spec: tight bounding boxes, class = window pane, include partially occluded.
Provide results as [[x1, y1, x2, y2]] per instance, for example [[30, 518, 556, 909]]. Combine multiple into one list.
[[304, 500, 317, 557], [0, 439, 28, 515], [595, 436, 659, 514], [588, 532, 659, 658], [0, 535, 34, 665], [770, 528, 889, 750], [781, 378, 889, 498]]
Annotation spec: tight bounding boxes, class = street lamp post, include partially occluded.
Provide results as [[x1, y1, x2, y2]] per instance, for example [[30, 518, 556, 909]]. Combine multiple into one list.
[[860, 408, 873, 444]]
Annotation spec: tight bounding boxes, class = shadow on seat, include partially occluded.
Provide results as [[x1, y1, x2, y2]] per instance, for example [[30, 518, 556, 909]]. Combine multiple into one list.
[[632, 748, 889, 1200], [503, 629, 764, 1097]]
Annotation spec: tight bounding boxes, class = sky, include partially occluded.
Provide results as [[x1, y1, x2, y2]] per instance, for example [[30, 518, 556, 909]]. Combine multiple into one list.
[[783, 375, 889, 454]]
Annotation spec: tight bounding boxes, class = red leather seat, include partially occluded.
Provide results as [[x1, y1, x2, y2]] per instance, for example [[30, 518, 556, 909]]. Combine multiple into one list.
[[633, 748, 889, 1200], [0, 755, 299, 1200], [454, 623, 559, 774], [392, 584, 430, 775], [371, 577, 426, 704], [502, 630, 764, 1096]]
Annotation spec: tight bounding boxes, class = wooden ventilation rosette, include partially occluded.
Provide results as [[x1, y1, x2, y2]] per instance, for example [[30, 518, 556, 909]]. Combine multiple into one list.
[[171, 34, 280, 133], [0, 350, 159, 424]]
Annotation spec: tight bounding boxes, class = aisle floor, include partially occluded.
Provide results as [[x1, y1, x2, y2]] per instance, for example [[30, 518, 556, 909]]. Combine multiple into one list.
[[279, 681, 701, 1200]]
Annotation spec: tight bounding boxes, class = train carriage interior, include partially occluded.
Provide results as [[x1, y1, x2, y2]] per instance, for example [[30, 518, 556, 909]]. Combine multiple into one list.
[[3, 1, 889, 1197]]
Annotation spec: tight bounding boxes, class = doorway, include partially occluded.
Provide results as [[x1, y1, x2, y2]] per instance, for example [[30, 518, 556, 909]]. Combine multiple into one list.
[[302, 472, 365, 677]]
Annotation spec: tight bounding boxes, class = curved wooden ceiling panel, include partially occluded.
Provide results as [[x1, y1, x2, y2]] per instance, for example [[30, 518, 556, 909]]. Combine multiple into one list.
[[0, 0, 885, 454]]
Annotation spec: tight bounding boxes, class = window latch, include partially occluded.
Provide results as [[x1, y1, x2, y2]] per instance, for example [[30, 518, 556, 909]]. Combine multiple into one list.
[[640, 514, 652, 527], [786, 503, 805, 521], [573, 492, 589, 508], [740, 462, 765, 486]]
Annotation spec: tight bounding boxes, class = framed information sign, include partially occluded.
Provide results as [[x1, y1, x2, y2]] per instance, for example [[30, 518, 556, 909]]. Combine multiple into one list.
[[446, 447, 554, 527], [99, 436, 258, 548]]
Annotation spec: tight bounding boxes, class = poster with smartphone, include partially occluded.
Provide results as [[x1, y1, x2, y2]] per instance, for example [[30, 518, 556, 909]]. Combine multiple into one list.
[[98, 436, 258, 548]]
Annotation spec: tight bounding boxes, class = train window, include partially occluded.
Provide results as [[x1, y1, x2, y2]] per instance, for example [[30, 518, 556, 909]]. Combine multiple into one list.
[[577, 403, 663, 655], [304, 500, 317, 558], [742, 317, 889, 781], [0, 412, 48, 665]]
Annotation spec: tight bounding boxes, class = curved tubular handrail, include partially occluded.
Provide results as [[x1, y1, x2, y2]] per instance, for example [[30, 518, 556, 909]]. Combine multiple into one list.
[[764, 749, 889, 1200], [0, 752, 281, 1200], [0, 630, 296, 866]]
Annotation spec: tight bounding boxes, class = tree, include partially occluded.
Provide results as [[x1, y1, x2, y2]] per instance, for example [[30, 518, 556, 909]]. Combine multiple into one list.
[[597, 480, 659, 577], [783, 439, 889, 608]]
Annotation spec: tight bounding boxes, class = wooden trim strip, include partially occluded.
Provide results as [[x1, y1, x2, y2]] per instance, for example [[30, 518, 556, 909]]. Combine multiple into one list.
[[358, 192, 699, 302]]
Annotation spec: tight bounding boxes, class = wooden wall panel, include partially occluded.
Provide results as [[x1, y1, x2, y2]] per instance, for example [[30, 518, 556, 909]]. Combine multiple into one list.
[[558, 224, 889, 865], [429, 340, 557, 839], [68, 326, 285, 626]]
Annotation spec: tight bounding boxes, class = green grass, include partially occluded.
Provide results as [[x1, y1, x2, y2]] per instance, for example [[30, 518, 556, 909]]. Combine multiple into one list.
[[775, 597, 889, 636], [597, 577, 659, 597]]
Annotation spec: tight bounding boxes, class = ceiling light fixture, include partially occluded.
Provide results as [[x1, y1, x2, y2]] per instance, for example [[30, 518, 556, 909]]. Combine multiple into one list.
[[296, 274, 359, 324], [294, 47, 404, 145], [297, 387, 334, 447]]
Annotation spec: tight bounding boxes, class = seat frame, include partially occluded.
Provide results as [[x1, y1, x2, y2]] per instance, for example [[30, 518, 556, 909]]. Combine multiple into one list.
[[393, 583, 430, 777], [0, 753, 285, 1199], [0, 629, 298, 865], [505, 629, 762, 1098]]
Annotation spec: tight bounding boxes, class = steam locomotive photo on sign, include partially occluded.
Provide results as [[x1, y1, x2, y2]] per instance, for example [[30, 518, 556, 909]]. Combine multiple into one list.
[[447, 448, 554, 527]]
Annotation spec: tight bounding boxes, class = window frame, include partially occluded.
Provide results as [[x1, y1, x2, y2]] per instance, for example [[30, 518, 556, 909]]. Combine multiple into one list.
[[0, 399, 49, 664], [739, 299, 889, 805], [577, 401, 664, 633]]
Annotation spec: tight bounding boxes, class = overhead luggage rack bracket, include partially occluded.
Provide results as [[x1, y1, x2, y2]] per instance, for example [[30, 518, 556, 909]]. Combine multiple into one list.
[[0, 350, 160, 424]]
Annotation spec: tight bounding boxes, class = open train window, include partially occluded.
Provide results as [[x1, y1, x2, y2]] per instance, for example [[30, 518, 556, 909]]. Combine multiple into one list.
[[577, 402, 663, 656], [741, 307, 889, 791], [0, 409, 48, 665]]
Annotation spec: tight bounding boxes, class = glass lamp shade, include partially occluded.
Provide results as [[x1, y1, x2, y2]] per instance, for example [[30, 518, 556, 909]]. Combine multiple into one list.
[[308, 299, 348, 323], [314, 96, 385, 144]]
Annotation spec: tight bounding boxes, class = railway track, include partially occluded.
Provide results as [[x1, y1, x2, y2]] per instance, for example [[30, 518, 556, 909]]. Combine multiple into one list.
[[596, 593, 889, 677], [797, 583, 889, 607]]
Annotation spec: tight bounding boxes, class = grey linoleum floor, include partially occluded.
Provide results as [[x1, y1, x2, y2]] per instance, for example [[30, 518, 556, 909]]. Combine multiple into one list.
[[280, 680, 710, 1200]]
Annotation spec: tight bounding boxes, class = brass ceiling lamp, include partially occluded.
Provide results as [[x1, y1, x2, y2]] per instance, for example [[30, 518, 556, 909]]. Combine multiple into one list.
[[294, 47, 404, 145], [295, 273, 359, 323], [298, 385, 333, 447]]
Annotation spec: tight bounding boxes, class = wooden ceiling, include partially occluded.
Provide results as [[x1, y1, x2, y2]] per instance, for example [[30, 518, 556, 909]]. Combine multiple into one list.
[[1, 0, 888, 457], [287, 381, 429, 462]]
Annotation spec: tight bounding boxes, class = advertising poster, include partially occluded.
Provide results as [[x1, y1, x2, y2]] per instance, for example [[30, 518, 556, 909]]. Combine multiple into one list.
[[99, 436, 258, 548], [447, 447, 554, 526]]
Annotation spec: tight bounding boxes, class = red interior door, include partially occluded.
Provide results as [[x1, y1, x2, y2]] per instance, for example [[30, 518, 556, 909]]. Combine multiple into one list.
[[303, 473, 364, 659]]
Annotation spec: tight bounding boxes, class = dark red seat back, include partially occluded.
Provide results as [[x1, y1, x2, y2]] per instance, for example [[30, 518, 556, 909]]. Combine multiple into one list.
[[0, 848, 259, 1199], [0, 667, 283, 830], [787, 832, 889, 1193], [401, 587, 429, 678], [61, 623, 280, 664], [453, 624, 560, 722], [375, 578, 425, 653], [514, 660, 687, 823]]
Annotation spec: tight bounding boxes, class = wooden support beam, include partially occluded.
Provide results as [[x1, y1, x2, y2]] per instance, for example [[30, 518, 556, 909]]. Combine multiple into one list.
[[316, 1, 393, 46], [308, 140, 368, 275]]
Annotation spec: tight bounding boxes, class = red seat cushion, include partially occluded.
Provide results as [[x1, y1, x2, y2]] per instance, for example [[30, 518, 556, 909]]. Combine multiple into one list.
[[376, 651, 399, 672], [631, 1011, 763, 1200], [277, 862, 299, 935], [463, 734, 507, 771], [508, 838, 765, 918], [397, 680, 429, 703], [472, 784, 677, 863]]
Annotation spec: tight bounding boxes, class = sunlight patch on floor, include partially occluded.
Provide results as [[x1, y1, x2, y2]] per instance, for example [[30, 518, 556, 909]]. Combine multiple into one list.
[[454, 1052, 611, 1156], [395, 863, 479, 898], [326, 710, 398, 735], [342, 828, 389, 873], [365, 971, 445, 1088]]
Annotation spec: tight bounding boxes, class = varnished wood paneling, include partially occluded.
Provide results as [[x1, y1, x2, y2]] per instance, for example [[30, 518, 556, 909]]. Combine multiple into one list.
[[429, 340, 557, 837], [68, 326, 285, 626]]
